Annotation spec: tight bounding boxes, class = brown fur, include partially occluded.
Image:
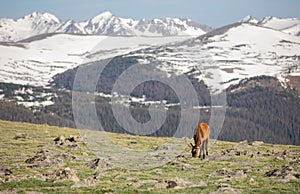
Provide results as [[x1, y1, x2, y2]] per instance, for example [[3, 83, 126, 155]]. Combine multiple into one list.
[[191, 122, 210, 159]]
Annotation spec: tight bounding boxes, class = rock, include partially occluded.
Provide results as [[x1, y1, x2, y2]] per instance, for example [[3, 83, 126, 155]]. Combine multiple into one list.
[[44, 167, 80, 183], [53, 135, 81, 148], [53, 135, 65, 145], [72, 175, 99, 188], [13, 133, 27, 140], [289, 159, 300, 166], [66, 135, 80, 142], [0, 166, 13, 179], [166, 180, 177, 188], [282, 150, 288, 155], [25, 150, 76, 168], [249, 141, 264, 146], [249, 178, 255, 182], [215, 181, 231, 188], [275, 156, 285, 160], [0, 166, 12, 176], [59, 167, 80, 183], [239, 140, 248, 144], [264, 165, 296, 181], [152, 168, 163, 174], [85, 158, 114, 171], [86, 158, 100, 169]]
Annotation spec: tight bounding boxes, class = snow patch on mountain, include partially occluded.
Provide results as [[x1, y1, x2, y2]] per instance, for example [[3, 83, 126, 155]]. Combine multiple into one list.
[[0, 34, 192, 86]]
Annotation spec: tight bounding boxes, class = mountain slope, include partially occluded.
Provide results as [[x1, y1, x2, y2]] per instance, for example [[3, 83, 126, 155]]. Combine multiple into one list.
[[241, 16, 300, 36], [127, 23, 300, 92], [0, 34, 190, 86], [0, 11, 210, 41]]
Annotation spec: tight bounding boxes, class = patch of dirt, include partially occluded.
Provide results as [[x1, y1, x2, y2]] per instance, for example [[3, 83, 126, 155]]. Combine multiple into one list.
[[0, 189, 18, 194], [221, 67, 244, 74], [210, 187, 241, 194], [167, 160, 194, 170], [130, 180, 158, 188], [210, 168, 247, 179], [285, 75, 300, 93]]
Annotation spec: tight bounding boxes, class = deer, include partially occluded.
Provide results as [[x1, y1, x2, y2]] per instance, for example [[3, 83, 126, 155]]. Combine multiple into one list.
[[190, 122, 210, 159]]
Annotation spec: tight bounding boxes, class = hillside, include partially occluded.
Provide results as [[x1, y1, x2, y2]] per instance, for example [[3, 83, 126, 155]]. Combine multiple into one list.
[[1, 75, 300, 145], [52, 56, 300, 144], [0, 120, 299, 193]]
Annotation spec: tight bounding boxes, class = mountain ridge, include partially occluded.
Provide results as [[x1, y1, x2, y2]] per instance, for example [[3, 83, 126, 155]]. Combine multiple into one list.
[[0, 11, 211, 41]]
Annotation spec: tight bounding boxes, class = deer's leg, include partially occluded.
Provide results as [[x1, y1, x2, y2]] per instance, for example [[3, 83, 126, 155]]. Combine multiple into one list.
[[198, 142, 202, 158], [199, 141, 205, 159], [205, 138, 209, 156], [202, 142, 205, 159]]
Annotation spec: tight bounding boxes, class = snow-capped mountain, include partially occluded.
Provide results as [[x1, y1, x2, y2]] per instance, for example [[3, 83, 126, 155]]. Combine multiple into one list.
[[0, 12, 61, 42], [241, 15, 300, 36], [127, 22, 300, 93], [1, 14, 300, 93], [0, 34, 191, 86], [239, 15, 259, 24], [0, 11, 210, 41]]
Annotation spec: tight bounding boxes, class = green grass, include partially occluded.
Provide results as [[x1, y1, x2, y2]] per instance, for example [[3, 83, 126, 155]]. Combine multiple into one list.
[[0, 120, 299, 193]]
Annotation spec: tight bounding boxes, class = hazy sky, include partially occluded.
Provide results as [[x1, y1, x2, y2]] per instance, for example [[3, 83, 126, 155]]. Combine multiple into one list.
[[0, 0, 299, 27]]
